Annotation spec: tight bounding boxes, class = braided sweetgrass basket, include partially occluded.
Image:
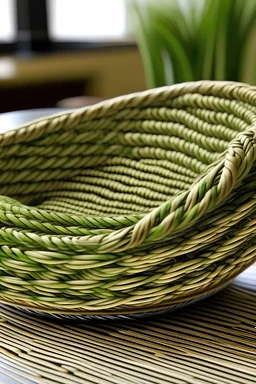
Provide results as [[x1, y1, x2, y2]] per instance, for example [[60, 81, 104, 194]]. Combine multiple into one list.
[[0, 81, 256, 319]]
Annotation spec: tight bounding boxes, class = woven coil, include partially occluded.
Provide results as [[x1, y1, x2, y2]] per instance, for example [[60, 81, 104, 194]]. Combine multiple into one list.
[[0, 80, 255, 316]]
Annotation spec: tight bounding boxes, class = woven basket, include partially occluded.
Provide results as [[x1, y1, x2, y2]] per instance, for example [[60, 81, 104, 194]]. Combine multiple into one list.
[[0, 81, 255, 317]]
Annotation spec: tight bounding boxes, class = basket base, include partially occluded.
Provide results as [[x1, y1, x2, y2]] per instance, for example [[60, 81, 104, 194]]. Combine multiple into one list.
[[1, 287, 224, 321]]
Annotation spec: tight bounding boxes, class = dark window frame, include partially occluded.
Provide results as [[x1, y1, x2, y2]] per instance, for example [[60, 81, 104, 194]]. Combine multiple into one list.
[[0, 42, 16, 53], [11, 0, 134, 54]]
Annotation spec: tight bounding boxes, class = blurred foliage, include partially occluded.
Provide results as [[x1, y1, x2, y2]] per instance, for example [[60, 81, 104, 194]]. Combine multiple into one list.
[[131, 0, 256, 87]]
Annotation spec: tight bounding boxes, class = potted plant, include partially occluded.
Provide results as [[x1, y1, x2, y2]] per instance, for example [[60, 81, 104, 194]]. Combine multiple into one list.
[[131, 0, 256, 87]]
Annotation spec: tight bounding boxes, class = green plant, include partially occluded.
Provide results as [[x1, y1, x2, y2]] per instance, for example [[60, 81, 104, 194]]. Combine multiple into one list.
[[131, 0, 256, 88]]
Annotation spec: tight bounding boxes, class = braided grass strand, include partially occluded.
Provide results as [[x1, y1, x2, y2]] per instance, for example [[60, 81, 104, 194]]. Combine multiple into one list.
[[0, 80, 255, 315]]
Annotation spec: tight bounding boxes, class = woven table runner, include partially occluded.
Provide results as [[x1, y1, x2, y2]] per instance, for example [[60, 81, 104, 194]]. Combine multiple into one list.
[[0, 265, 255, 384]]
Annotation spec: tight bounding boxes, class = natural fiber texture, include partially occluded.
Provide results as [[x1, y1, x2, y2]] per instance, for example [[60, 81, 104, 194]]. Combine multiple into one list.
[[0, 80, 256, 315], [0, 265, 255, 383]]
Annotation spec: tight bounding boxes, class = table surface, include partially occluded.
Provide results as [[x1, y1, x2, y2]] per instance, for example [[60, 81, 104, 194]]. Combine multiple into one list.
[[0, 109, 66, 134], [0, 110, 255, 384]]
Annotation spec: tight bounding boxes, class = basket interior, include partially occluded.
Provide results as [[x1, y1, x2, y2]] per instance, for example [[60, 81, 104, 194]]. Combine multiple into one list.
[[1, 93, 251, 218]]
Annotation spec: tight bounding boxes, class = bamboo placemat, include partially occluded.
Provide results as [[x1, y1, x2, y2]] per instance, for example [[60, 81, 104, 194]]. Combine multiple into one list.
[[0, 265, 255, 384]]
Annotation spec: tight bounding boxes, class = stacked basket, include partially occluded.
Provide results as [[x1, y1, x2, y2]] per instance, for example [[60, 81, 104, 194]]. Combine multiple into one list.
[[0, 81, 255, 318]]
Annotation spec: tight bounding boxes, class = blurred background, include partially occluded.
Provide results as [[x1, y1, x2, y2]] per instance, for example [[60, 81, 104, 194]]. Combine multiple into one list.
[[0, 0, 146, 113], [0, 0, 256, 113]]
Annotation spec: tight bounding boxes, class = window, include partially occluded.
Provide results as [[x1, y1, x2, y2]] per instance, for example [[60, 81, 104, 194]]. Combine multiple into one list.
[[47, 0, 129, 42], [0, 0, 16, 42], [0, 0, 134, 53]]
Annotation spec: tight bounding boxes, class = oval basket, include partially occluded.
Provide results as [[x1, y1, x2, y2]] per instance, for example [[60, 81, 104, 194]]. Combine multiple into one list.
[[0, 81, 256, 318]]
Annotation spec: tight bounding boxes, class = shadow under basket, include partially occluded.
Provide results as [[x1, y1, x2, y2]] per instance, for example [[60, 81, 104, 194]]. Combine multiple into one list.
[[0, 80, 256, 319]]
